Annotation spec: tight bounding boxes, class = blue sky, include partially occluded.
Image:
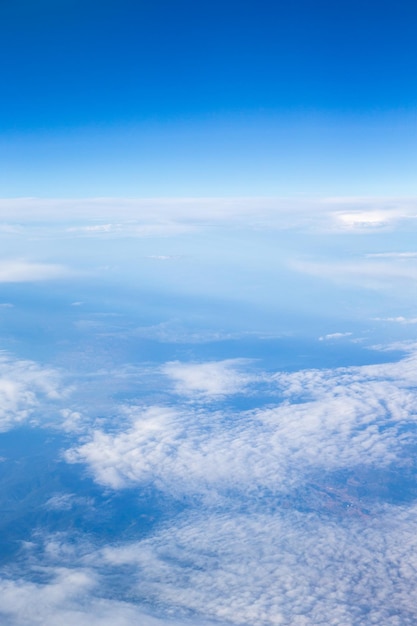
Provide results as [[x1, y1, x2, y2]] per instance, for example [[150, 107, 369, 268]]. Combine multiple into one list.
[[1, 0, 416, 196]]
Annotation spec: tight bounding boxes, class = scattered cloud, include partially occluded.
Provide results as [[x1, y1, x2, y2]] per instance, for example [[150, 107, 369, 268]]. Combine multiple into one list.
[[374, 316, 417, 324], [44, 493, 93, 511], [59, 409, 85, 433], [319, 332, 352, 341], [0, 353, 64, 431], [162, 359, 253, 398], [96, 503, 417, 625], [0, 569, 196, 626], [66, 351, 417, 498], [4, 347, 417, 625]]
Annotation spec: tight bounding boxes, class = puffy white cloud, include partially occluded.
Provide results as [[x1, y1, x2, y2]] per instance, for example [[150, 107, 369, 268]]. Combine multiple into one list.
[[66, 351, 417, 496], [8, 349, 417, 626], [334, 209, 399, 230], [0, 353, 64, 431], [0, 568, 198, 626], [98, 505, 417, 625], [162, 359, 253, 398]]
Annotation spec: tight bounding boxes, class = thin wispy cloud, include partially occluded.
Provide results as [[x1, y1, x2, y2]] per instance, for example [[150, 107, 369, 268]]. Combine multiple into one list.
[[1, 196, 416, 234], [290, 258, 417, 289], [0, 260, 72, 282], [319, 332, 352, 341], [374, 316, 417, 324], [366, 252, 417, 258], [66, 223, 196, 238]]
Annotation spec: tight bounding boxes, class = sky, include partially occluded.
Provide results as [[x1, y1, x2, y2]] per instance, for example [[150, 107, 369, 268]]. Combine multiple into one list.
[[1, 0, 416, 196], [2, 2, 417, 626]]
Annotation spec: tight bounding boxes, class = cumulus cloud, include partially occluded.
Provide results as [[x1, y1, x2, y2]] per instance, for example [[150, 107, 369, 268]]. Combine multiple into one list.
[[162, 359, 253, 398], [59, 409, 85, 433], [97, 504, 417, 626], [0, 352, 64, 431], [8, 502, 417, 626], [0, 568, 198, 626], [66, 351, 417, 497], [8, 348, 417, 626]]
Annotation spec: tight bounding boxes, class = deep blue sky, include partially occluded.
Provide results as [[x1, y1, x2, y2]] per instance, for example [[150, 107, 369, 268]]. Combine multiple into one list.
[[1, 0, 416, 196]]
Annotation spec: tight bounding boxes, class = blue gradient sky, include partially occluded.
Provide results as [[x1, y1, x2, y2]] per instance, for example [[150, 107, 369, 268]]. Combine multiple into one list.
[[1, 0, 416, 196]]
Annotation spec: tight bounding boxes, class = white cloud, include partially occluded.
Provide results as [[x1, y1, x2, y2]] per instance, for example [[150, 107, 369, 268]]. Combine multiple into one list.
[[9, 501, 417, 626], [374, 316, 417, 324], [1, 196, 416, 234], [97, 505, 417, 625], [44, 494, 93, 511], [66, 222, 195, 238], [162, 359, 253, 398], [66, 351, 417, 497], [0, 569, 199, 626], [7, 348, 417, 626], [59, 409, 85, 433], [334, 209, 399, 230], [0, 260, 71, 282], [0, 353, 64, 431], [318, 332, 352, 341]]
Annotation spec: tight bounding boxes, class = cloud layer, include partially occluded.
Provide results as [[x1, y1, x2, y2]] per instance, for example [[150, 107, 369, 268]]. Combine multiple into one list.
[[2, 339, 417, 624], [67, 350, 417, 496], [58, 348, 417, 624]]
